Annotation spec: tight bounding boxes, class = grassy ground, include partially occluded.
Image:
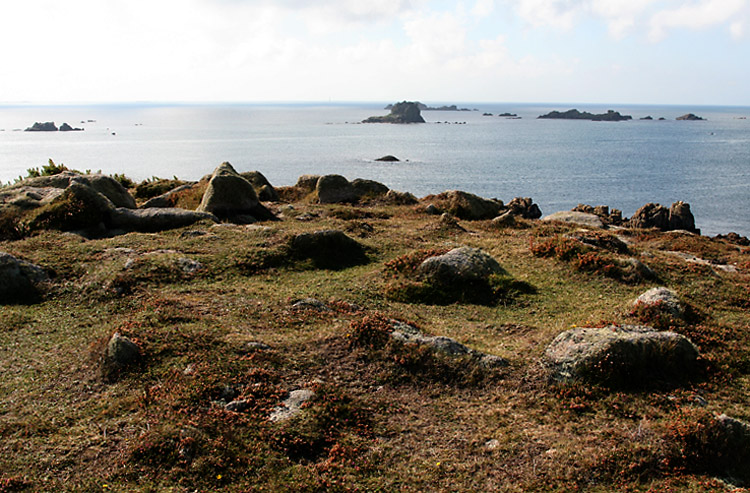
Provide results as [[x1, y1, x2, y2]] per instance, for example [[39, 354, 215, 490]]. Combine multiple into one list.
[[1, 199, 749, 492]]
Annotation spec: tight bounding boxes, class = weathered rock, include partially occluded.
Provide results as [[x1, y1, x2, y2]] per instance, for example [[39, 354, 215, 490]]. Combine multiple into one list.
[[316, 174, 359, 204], [538, 109, 632, 121], [633, 287, 684, 318], [364, 101, 425, 123], [141, 184, 196, 208], [290, 298, 331, 312], [0, 252, 48, 304], [197, 162, 261, 220], [241, 171, 280, 202], [572, 204, 623, 225], [629, 203, 670, 230], [713, 232, 750, 246], [668, 201, 698, 233], [106, 332, 141, 366], [384, 190, 418, 205], [545, 325, 699, 387], [59, 123, 83, 131], [269, 389, 315, 422], [109, 207, 217, 232], [225, 400, 251, 413], [375, 155, 400, 162], [9, 172, 136, 209], [390, 321, 508, 367], [417, 247, 504, 286], [492, 210, 516, 227], [424, 204, 440, 215], [351, 178, 389, 199], [676, 113, 705, 121], [0, 186, 65, 210], [25, 182, 114, 233], [507, 197, 542, 219], [295, 175, 321, 193], [289, 230, 369, 269], [543, 211, 605, 228], [424, 190, 503, 220]]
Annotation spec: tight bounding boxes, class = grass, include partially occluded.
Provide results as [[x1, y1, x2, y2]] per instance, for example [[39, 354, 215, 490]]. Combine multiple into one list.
[[1, 199, 749, 491]]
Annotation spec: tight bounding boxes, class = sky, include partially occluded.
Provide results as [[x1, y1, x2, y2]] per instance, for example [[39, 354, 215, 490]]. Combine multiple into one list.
[[1, 0, 749, 105]]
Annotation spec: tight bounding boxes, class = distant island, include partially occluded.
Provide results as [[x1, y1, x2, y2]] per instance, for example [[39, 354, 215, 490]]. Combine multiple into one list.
[[364, 101, 425, 124], [676, 113, 705, 121], [385, 102, 474, 112], [25, 121, 83, 132], [538, 109, 632, 122]]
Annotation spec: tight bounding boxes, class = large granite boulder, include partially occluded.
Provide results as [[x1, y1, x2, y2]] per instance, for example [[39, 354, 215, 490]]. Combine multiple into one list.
[[241, 171, 280, 202], [197, 162, 275, 222], [542, 211, 605, 228], [8, 172, 136, 209], [423, 190, 503, 220], [109, 208, 218, 232], [289, 230, 369, 269], [351, 178, 389, 199], [140, 184, 197, 208], [25, 182, 115, 233], [633, 287, 685, 318], [417, 247, 505, 287], [363, 101, 425, 123], [316, 174, 359, 204], [0, 252, 48, 304], [545, 325, 699, 387], [295, 175, 321, 193]]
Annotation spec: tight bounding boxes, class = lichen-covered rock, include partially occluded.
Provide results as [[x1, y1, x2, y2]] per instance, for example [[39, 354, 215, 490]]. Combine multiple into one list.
[[197, 162, 261, 219], [543, 211, 605, 228], [668, 201, 698, 233], [351, 178, 389, 199], [384, 190, 418, 205], [0, 252, 48, 304], [7, 172, 136, 209], [25, 182, 114, 234], [316, 174, 359, 204], [140, 183, 197, 208], [106, 332, 141, 366], [423, 190, 503, 220], [295, 175, 321, 193], [109, 207, 217, 232], [289, 230, 368, 269], [545, 325, 699, 387], [417, 247, 504, 286], [633, 287, 684, 318], [241, 171, 280, 202], [269, 389, 315, 422]]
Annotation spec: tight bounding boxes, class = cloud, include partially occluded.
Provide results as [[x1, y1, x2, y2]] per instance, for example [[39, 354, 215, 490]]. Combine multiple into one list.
[[512, 0, 581, 30], [649, 0, 747, 41]]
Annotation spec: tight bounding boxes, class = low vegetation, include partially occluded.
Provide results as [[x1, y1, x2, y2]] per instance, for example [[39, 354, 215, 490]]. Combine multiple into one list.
[[1, 177, 749, 491]]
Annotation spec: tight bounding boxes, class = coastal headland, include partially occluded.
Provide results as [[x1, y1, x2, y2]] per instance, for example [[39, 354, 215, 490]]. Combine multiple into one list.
[[1, 163, 749, 491]]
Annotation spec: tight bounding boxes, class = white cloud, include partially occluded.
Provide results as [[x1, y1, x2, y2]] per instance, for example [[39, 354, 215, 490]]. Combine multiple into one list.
[[730, 20, 745, 38], [589, 0, 657, 38], [511, 0, 582, 30], [649, 0, 747, 41], [472, 0, 496, 18]]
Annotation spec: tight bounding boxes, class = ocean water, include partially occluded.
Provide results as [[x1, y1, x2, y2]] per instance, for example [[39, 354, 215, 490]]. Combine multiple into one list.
[[1, 102, 748, 236]]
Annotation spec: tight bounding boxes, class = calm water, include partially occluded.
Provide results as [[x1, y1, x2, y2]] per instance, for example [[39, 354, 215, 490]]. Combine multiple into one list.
[[1, 102, 748, 236]]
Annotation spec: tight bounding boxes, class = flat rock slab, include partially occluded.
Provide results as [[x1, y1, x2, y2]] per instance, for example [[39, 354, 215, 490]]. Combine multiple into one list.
[[269, 389, 315, 422], [545, 325, 699, 387], [543, 211, 604, 228], [110, 207, 217, 232]]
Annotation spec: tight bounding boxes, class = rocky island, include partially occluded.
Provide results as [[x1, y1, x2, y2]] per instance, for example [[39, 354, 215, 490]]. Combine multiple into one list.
[[538, 109, 633, 121], [677, 113, 705, 121], [364, 101, 425, 123], [385, 102, 473, 111], [25, 121, 83, 132], [1, 162, 749, 492]]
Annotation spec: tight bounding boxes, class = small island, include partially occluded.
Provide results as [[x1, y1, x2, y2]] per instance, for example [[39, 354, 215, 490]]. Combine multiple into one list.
[[384, 102, 473, 112], [538, 109, 633, 122], [676, 113, 705, 121], [24, 121, 83, 132], [364, 101, 425, 124]]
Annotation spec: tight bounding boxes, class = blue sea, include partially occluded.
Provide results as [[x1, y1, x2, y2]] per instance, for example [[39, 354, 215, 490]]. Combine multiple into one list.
[[1, 102, 748, 236]]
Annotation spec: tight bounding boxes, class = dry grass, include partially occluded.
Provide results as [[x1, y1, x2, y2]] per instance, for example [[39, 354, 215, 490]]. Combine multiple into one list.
[[1, 201, 749, 491]]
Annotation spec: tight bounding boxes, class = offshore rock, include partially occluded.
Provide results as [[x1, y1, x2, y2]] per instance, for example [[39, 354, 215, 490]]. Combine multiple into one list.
[[364, 101, 425, 124]]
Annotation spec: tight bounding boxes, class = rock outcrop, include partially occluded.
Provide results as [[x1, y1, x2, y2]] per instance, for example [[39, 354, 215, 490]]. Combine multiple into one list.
[[375, 155, 400, 162], [109, 208, 218, 233], [422, 190, 503, 220], [0, 252, 48, 304], [197, 162, 276, 223], [417, 247, 504, 287], [240, 171, 279, 202], [364, 101, 426, 124], [633, 287, 685, 319], [538, 109, 632, 121], [676, 113, 705, 121], [289, 230, 369, 269], [25, 122, 58, 131], [316, 174, 359, 204], [506, 197, 542, 219], [545, 325, 699, 387], [542, 211, 605, 228], [629, 201, 698, 234]]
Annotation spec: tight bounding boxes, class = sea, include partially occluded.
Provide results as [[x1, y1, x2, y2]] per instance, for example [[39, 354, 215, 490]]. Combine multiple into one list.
[[1, 102, 748, 237]]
